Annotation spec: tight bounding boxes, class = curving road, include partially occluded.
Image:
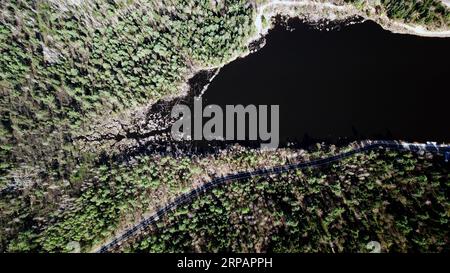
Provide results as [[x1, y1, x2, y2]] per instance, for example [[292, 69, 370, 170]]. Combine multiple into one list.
[[95, 140, 449, 253]]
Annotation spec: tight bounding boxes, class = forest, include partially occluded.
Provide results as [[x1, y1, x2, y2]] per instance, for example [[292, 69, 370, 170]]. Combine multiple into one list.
[[345, 0, 450, 27], [0, 0, 449, 252], [123, 150, 449, 253], [1, 0, 256, 252]]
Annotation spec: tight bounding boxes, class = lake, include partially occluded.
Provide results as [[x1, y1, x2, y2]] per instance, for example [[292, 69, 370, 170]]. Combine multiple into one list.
[[201, 18, 450, 146]]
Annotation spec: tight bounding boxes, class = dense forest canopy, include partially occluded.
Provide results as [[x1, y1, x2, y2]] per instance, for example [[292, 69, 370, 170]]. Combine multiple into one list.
[[124, 150, 449, 253], [0, 0, 449, 252]]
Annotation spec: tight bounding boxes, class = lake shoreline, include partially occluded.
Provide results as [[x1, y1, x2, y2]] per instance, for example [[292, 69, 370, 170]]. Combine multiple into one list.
[[76, 1, 450, 154]]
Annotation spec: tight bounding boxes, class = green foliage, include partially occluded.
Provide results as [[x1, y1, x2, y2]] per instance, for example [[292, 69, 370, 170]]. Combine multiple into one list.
[[1, 0, 449, 254], [0, 0, 254, 193], [5, 155, 194, 252], [0, 0, 254, 252], [346, 0, 450, 27], [381, 0, 450, 26], [125, 151, 449, 253]]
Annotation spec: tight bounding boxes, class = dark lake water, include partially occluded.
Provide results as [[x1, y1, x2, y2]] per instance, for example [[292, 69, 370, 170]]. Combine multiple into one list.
[[201, 19, 450, 146]]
